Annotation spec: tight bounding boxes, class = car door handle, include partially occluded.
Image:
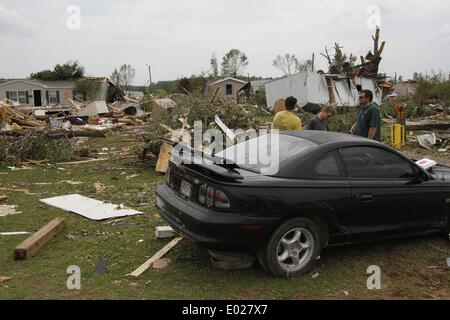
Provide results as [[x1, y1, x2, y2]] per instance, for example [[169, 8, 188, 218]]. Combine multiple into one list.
[[359, 194, 374, 203]]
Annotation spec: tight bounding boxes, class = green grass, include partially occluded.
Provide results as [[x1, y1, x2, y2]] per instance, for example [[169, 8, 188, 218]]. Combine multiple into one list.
[[0, 130, 449, 300]]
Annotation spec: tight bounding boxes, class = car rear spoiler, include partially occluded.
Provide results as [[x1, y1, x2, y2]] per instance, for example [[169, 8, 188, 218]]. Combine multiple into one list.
[[161, 137, 244, 180]]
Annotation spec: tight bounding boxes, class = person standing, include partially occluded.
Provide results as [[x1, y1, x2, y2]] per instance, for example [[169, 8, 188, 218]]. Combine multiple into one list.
[[273, 96, 302, 131], [305, 105, 336, 131], [351, 90, 382, 141]]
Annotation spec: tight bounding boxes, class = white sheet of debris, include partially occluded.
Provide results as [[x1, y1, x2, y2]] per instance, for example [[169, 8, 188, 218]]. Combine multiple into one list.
[[40, 194, 143, 221]]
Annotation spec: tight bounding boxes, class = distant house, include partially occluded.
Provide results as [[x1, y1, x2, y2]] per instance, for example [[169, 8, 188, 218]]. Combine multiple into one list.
[[250, 79, 272, 94], [206, 77, 251, 103], [393, 81, 417, 98], [0, 77, 116, 107]]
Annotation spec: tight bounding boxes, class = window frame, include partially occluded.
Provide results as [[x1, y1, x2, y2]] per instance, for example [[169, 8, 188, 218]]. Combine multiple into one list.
[[225, 84, 233, 95], [338, 146, 417, 181], [313, 150, 346, 179], [48, 90, 59, 104]]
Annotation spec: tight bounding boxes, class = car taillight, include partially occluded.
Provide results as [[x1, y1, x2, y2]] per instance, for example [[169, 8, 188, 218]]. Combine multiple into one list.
[[198, 184, 207, 204], [214, 190, 231, 209], [206, 186, 215, 207]]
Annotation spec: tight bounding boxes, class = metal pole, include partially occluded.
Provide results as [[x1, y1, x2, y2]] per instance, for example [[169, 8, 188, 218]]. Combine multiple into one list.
[[146, 63, 152, 93]]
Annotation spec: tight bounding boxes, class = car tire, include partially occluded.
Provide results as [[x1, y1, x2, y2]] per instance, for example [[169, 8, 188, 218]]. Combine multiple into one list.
[[263, 218, 323, 277]]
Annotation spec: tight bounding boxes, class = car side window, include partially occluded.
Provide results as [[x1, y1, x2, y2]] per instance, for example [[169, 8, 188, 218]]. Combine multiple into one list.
[[340, 147, 415, 179], [315, 152, 341, 177]]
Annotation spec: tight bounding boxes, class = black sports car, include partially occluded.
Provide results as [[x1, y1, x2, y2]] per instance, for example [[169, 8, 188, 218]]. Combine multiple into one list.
[[155, 131, 450, 277]]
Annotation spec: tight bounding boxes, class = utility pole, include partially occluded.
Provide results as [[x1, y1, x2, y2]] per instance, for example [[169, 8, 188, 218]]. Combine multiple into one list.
[[146, 63, 152, 93]]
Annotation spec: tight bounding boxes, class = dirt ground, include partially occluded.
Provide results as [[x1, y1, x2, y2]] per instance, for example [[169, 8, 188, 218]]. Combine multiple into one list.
[[0, 129, 449, 300]]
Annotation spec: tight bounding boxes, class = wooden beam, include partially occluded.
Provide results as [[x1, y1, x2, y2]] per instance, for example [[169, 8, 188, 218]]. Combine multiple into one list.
[[14, 218, 65, 260], [130, 237, 183, 278]]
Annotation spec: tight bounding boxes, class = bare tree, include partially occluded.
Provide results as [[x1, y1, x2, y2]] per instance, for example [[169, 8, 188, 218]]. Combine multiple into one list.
[[118, 64, 136, 89], [273, 54, 314, 76], [221, 49, 249, 77], [272, 54, 299, 76]]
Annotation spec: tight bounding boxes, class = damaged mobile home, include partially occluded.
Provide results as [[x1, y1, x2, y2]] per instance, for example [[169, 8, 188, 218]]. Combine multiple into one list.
[[265, 27, 391, 112]]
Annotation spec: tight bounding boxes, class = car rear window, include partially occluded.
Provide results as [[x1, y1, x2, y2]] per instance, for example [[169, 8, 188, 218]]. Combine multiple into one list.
[[217, 134, 317, 175]]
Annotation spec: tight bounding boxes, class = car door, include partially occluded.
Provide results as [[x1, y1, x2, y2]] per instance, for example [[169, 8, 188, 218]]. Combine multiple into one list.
[[338, 146, 441, 241], [309, 150, 352, 244]]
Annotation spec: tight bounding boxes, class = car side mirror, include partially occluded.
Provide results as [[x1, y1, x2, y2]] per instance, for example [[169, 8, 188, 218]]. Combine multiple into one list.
[[417, 170, 430, 181]]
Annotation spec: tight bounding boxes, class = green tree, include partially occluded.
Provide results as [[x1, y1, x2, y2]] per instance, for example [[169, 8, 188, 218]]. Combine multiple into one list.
[[221, 49, 249, 78], [110, 68, 121, 87], [30, 61, 84, 81]]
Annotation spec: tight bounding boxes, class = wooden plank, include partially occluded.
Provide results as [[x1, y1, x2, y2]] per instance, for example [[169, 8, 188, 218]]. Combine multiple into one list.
[[155, 142, 173, 173], [14, 218, 65, 260], [0, 188, 28, 193], [0, 195, 8, 202], [56, 158, 108, 165], [130, 237, 182, 278]]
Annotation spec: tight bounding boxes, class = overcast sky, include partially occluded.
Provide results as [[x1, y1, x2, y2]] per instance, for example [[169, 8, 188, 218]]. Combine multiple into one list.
[[1, 0, 449, 84]]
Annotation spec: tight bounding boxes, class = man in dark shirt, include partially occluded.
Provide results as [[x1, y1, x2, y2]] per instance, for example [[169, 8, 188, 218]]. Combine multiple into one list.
[[350, 90, 382, 141], [305, 105, 336, 131]]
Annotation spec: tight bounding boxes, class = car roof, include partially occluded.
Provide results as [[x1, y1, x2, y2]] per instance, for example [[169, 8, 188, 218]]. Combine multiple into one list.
[[282, 130, 378, 146]]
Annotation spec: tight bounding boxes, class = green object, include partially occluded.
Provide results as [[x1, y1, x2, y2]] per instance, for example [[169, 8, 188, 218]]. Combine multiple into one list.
[[356, 103, 381, 141]]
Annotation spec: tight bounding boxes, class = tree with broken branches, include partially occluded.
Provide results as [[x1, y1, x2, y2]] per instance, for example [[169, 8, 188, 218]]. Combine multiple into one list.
[[221, 49, 249, 78], [321, 43, 357, 74]]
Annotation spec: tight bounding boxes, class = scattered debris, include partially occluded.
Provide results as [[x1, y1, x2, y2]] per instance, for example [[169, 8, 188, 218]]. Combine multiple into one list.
[[417, 133, 439, 150], [426, 243, 448, 255], [40, 194, 143, 221], [0, 232, 31, 236], [152, 258, 171, 270], [56, 158, 108, 166], [155, 226, 175, 239], [0, 188, 29, 193], [0, 195, 8, 202], [416, 159, 438, 170], [0, 276, 12, 283], [77, 101, 109, 117], [312, 272, 320, 279], [130, 237, 183, 278], [61, 180, 83, 186], [446, 258, 450, 268], [209, 251, 256, 271], [94, 182, 106, 195], [0, 205, 21, 217], [95, 260, 108, 274], [14, 218, 66, 260]]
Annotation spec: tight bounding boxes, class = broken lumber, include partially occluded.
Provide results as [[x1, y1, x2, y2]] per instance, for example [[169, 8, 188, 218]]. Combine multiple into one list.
[[14, 218, 65, 260], [130, 237, 183, 278], [56, 158, 108, 165], [0, 188, 29, 193]]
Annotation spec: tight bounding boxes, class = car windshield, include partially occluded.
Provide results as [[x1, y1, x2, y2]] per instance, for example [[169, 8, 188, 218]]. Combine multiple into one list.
[[216, 134, 317, 175]]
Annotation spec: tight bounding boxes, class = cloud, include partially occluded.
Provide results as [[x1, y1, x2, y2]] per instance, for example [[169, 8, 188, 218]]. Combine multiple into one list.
[[0, 0, 450, 82], [0, 5, 35, 37]]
